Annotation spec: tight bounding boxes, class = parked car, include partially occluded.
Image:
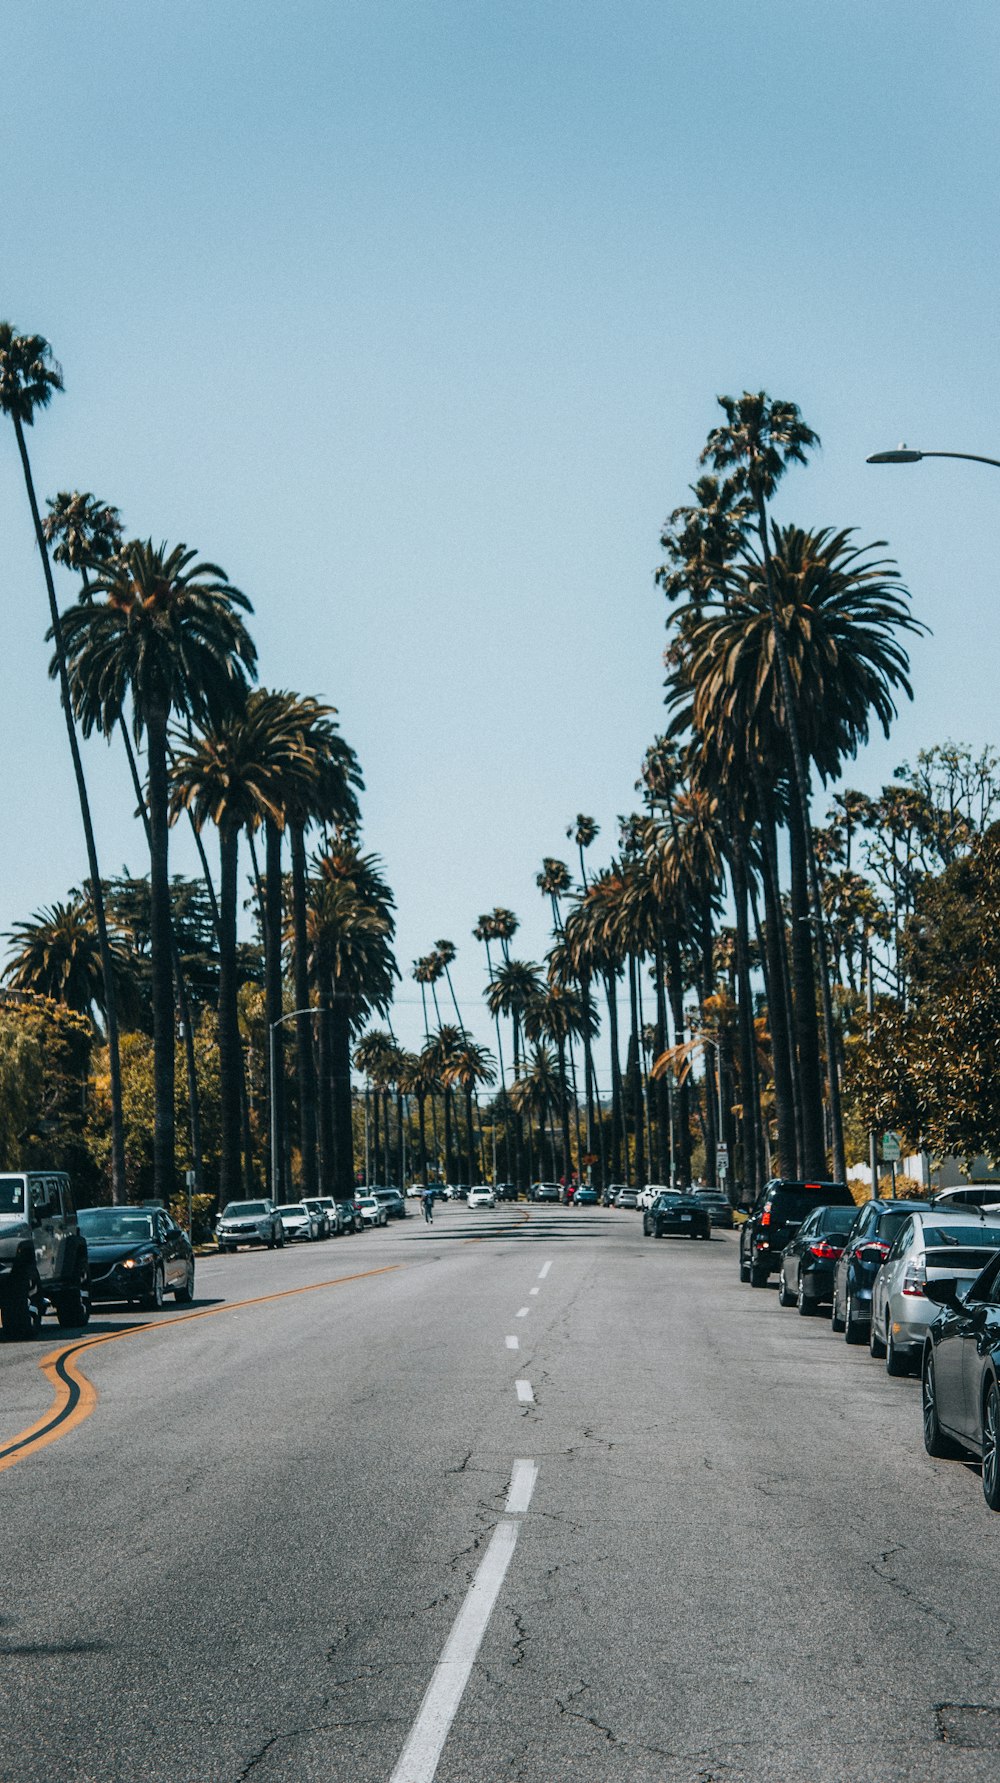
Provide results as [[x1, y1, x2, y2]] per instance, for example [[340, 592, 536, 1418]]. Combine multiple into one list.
[[691, 1190, 734, 1230], [921, 1250, 1000, 1509], [216, 1199, 285, 1252], [468, 1185, 496, 1209], [0, 1170, 92, 1337], [739, 1179, 855, 1287], [301, 1198, 332, 1238], [372, 1188, 407, 1220], [870, 1209, 1000, 1374], [602, 1183, 626, 1206], [644, 1192, 711, 1240], [358, 1195, 388, 1227], [531, 1182, 562, 1204], [312, 1195, 358, 1234], [614, 1187, 640, 1210], [575, 1187, 600, 1206], [79, 1204, 195, 1308], [276, 1202, 319, 1242], [776, 1204, 855, 1314], [496, 1181, 519, 1201], [830, 1199, 926, 1342], [932, 1186, 1000, 1211]]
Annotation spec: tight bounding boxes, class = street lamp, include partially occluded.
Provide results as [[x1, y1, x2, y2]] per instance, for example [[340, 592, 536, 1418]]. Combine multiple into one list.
[[269, 1007, 322, 1203], [867, 445, 1000, 470]]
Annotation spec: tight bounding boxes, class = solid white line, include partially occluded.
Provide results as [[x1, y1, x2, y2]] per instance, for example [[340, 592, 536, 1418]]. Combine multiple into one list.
[[505, 1459, 538, 1515], [388, 1520, 520, 1783], [505, 1335, 519, 1350], [529, 1286, 539, 1295], [516, 1306, 529, 1318], [538, 1261, 552, 1279], [515, 1379, 534, 1403]]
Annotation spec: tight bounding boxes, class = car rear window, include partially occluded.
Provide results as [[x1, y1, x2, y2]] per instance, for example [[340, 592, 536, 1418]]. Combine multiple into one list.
[[814, 1206, 854, 1234], [772, 1188, 851, 1223], [922, 1225, 1000, 1249]]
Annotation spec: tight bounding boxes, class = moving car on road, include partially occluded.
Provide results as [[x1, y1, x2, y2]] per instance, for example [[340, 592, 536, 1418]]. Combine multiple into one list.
[[921, 1249, 1000, 1509], [80, 1204, 195, 1309], [870, 1209, 1000, 1375], [216, 1200, 285, 1252], [830, 1198, 926, 1342], [644, 1192, 711, 1240], [531, 1182, 562, 1204], [691, 1190, 734, 1230], [776, 1204, 854, 1315], [467, 1185, 497, 1209], [574, 1187, 600, 1206], [0, 1170, 91, 1337], [372, 1188, 407, 1220], [739, 1179, 855, 1287]]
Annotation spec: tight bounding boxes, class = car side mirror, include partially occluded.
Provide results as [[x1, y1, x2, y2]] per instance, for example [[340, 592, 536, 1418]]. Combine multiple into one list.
[[924, 1277, 961, 1308]]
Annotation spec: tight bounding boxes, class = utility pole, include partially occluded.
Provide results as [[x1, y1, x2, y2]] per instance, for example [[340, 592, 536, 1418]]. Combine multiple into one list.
[[865, 935, 879, 1195]]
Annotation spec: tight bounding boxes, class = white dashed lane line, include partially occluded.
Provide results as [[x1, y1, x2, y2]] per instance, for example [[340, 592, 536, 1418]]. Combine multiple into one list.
[[515, 1379, 534, 1404], [516, 1306, 529, 1318], [538, 1261, 552, 1279], [505, 1336, 519, 1350], [529, 1286, 539, 1295]]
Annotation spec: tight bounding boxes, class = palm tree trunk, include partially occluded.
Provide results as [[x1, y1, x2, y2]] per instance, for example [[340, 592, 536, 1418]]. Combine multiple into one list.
[[145, 700, 176, 1203], [604, 971, 626, 1182], [417, 1093, 428, 1186], [317, 981, 334, 1188], [731, 843, 759, 1207], [13, 413, 128, 1203], [700, 897, 718, 1187], [665, 933, 692, 1184], [652, 936, 670, 1183], [443, 1086, 454, 1185], [396, 1086, 405, 1187], [217, 821, 243, 1206], [757, 794, 801, 1176], [627, 956, 646, 1189], [329, 985, 355, 1199], [289, 825, 318, 1198], [754, 489, 845, 1179], [788, 790, 826, 1176], [556, 1036, 572, 1183], [371, 1084, 380, 1182], [464, 1081, 476, 1181], [263, 818, 285, 1201]]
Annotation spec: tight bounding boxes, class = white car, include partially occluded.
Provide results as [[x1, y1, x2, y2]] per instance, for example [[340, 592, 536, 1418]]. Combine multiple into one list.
[[638, 1183, 669, 1211], [870, 1206, 1000, 1374], [358, 1195, 387, 1227], [276, 1203, 316, 1242], [468, 1185, 496, 1209]]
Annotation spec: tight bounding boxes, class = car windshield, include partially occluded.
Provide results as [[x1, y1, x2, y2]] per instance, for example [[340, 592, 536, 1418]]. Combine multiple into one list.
[[79, 1209, 154, 1242], [224, 1202, 268, 1218], [921, 1224, 1000, 1249], [277, 1205, 306, 1216], [360, 1197, 377, 1208], [773, 1190, 848, 1222], [0, 1176, 26, 1214]]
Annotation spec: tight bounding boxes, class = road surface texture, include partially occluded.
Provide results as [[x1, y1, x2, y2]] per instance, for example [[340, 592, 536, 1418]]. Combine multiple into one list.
[[2, 1201, 999, 1782]]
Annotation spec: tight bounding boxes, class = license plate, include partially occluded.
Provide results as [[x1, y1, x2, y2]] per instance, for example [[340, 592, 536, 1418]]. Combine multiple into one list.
[[681, 1214, 691, 1222]]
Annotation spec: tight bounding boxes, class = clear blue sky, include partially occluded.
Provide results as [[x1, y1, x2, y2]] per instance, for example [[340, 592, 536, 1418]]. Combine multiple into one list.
[[1, 0, 997, 1064]]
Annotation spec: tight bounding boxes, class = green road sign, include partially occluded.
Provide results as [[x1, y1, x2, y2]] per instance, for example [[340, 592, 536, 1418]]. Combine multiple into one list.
[[882, 1132, 901, 1162]]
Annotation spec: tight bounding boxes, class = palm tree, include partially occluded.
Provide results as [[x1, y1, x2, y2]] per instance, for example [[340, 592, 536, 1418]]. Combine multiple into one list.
[[537, 858, 572, 932], [567, 816, 600, 890], [510, 1046, 561, 1179], [355, 1029, 397, 1181], [434, 939, 465, 1026], [426, 1024, 464, 1184], [399, 1049, 438, 1186], [525, 981, 592, 1183], [4, 898, 134, 1023], [443, 1037, 496, 1182], [491, 908, 519, 962], [474, 913, 513, 1177], [61, 541, 257, 1201], [0, 324, 128, 1201]]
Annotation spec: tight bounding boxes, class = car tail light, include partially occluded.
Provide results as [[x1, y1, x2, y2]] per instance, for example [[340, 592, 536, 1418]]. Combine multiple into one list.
[[902, 1260, 926, 1297], [761, 1204, 772, 1226], [809, 1242, 843, 1260]]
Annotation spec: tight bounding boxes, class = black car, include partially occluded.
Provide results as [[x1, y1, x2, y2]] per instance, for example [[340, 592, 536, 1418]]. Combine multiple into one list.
[[496, 1182, 519, 1202], [776, 1204, 855, 1315], [644, 1192, 711, 1240], [78, 1205, 194, 1309], [922, 1249, 1000, 1510], [372, 1188, 407, 1220], [691, 1190, 734, 1230], [831, 1198, 926, 1342], [740, 1179, 855, 1287]]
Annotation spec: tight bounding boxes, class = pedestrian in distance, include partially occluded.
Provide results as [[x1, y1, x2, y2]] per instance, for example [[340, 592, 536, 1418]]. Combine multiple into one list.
[[422, 1186, 435, 1224]]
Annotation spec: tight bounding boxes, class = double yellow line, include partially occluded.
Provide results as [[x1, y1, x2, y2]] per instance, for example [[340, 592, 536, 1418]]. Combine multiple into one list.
[[0, 1262, 402, 1478]]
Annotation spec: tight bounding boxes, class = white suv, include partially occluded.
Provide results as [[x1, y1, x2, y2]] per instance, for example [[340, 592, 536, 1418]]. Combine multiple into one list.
[[468, 1185, 496, 1209]]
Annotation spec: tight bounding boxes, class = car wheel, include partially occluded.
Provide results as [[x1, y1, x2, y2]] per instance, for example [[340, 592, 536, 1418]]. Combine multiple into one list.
[[56, 1264, 92, 1328], [174, 1260, 195, 1305], [831, 1290, 845, 1333], [776, 1269, 793, 1308], [844, 1291, 865, 1346], [142, 1265, 165, 1313], [869, 1311, 886, 1359], [739, 1251, 751, 1283], [922, 1353, 961, 1458], [797, 1277, 817, 1316], [885, 1320, 910, 1376], [982, 1380, 1000, 1511], [277, 1227, 286, 1248], [2, 1266, 45, 1341], [749, 1260, 769, 1288]]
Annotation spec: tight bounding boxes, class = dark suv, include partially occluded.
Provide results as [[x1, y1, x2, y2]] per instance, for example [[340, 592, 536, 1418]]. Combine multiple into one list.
[[740, 1179, 855, 1287]]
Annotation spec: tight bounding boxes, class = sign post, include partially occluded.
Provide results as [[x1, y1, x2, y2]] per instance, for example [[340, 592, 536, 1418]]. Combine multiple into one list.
[[882, 1132, 901, 1197], [716, 1144, 729, 1183]]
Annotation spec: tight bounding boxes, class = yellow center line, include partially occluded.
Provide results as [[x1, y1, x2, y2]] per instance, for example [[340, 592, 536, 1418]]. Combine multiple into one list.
[[0, 1261, 404, 1477]]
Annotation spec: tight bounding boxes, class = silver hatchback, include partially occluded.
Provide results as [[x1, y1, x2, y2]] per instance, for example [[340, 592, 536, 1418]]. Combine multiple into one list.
[[870, 1208, 1000, 1375]]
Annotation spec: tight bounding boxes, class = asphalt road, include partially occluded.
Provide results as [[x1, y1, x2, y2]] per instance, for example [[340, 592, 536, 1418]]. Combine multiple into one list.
[[3, 1201, 1000, 1783]]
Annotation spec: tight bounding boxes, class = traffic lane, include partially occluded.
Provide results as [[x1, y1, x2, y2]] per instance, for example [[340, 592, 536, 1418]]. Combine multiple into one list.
[[436, 1229, 1000, 1782], [0, 1206, 586, 1782]]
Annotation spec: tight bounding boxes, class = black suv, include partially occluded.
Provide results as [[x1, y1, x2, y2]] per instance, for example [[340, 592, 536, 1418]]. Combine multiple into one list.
[[740, 1179, 855, 1287]]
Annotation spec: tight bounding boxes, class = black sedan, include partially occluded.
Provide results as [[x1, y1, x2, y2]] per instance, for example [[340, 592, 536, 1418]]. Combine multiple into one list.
[[644, 1193, 711, 1240], [78, 1205, 194, 1310], [922, 1248, 1000, 1510], [777, 1204, 854, 1315], [831, 1198, 926, 1343]]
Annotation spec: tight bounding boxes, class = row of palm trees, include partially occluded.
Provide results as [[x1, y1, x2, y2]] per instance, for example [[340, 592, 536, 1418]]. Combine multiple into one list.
[[1, 321, 395, 1206]]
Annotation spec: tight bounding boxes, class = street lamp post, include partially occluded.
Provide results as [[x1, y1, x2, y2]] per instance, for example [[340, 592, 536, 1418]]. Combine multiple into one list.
[[868, 447, 1000, 471], [269, 1007, 322, 1205]]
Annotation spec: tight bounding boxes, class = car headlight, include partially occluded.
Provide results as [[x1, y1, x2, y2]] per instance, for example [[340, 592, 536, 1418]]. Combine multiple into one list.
[[121, 1252, 156, 1271]]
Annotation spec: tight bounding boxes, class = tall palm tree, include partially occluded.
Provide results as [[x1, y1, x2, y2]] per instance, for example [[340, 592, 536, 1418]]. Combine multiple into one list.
[[61, 541, 256, 1201], [567, 816, 600, 890], [474, 913, 512, 1177], [537, 858, 572, 932], [399, 1048, 438, 1186], [426, 1023, 464, 1183], [510, 1046, 561, 1179], [443, 1037, 496, 1182], [525, 981, 592, 1183], [433, 939, 464, 1027], [4, 898, 134, 1023], [491, 908, 519, 963], [355, 1029, 397, 1181], [0, 324, 128, 1201]]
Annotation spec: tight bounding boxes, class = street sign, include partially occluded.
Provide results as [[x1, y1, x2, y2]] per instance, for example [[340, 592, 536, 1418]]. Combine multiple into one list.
[[185, 1169, 196, 1189], [716, 1144, 729, 1177], [882, 1132, 901, 1162], [582, 1153, 599, 1167]]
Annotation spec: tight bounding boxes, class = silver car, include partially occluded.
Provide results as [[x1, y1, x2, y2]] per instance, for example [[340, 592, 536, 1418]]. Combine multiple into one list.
[[870, 1207, 1000, 1375]]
